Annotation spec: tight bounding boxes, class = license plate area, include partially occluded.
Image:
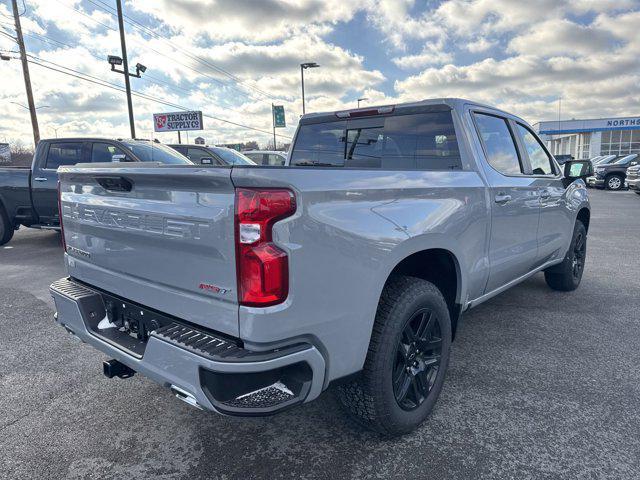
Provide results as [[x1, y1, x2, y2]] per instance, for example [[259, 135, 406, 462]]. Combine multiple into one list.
[[85, 292, 175, 358]]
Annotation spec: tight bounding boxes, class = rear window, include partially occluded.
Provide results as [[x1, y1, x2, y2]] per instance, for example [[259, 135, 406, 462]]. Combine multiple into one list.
[[290, 111, 462, 170]]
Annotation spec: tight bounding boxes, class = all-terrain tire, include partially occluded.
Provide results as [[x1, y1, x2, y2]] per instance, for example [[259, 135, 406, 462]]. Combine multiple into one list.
[[544, 220, 587, 291], [336, 276, 452, 437]]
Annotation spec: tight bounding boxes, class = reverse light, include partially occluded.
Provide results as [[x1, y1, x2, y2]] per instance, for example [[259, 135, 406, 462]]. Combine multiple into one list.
[[57, 180, 67, 252], [235, 188, 296, 307]]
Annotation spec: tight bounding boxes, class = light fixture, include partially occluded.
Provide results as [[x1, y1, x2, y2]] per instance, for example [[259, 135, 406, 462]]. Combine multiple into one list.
[[135, 63, 146, 73], [107, 55, 123, 66]]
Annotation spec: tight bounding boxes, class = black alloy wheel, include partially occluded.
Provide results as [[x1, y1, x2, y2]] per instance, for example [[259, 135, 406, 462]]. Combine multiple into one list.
[[572, 230, 586, 281], [393, 308, 442, 411]]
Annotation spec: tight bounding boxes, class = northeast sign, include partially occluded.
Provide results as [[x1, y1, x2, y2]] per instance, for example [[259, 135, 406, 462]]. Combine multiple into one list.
[[272, 105, 286, 128], [153, 111, 203, 132]]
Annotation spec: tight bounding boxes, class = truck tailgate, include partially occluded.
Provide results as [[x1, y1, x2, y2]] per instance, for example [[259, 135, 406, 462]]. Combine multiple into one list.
[[58, 165, 239, 337]]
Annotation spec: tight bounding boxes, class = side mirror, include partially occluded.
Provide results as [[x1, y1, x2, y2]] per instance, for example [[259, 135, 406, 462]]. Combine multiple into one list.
[[563, 160, 593, 186]]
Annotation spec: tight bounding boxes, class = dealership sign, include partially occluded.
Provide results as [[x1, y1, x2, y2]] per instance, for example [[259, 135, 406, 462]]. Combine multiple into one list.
[[153, 111, 203, 132], [538, 116, 640, 135]]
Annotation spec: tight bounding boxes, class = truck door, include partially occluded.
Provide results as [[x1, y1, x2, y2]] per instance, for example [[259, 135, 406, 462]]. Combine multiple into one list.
[[472, 112, 540, 293], [513, 123, 572, 263], [31, 141, 88, 225]]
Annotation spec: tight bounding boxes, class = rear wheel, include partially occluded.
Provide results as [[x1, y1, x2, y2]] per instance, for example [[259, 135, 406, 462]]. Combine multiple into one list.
[[0, 205, 14, 246], [605, 174, 623, 190], [544, 220, 587, 291], [336, 276, 451, 436]]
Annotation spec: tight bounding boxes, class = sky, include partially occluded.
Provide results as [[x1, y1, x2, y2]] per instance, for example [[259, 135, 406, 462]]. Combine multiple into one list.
[[0, 0, 639, 148]]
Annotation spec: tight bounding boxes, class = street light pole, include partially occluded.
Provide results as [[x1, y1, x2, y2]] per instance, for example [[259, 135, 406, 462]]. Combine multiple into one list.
[[116, 0, 135, 138], [11, 0, 40, 147], [357, 97, 369, 108], [300, 62, 319, 115]]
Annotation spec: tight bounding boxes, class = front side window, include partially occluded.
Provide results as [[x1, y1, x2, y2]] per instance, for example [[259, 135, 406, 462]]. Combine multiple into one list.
[[516, 124, 555, 175], [474, 113, 522, 175], [46, 142, 83, 169], [91, 143, 127, 163]]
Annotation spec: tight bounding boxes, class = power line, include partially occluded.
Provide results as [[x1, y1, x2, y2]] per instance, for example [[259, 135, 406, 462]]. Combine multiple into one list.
[[51, 0, 275, 107], [25, 56, 292, 139], [18, 29, 262, 120], [86, 0, 281, 103]]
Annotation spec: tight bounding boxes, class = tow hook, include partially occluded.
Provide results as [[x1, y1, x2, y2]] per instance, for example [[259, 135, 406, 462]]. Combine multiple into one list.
[[103, 359, 136, 379]]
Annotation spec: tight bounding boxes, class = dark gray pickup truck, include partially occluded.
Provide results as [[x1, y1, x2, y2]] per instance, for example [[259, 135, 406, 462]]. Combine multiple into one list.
[[0, 138, 191, 245]]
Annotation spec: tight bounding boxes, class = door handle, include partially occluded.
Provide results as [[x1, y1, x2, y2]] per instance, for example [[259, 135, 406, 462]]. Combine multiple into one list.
[[540, 189, 551, 199], [33, 177, 48, 182], [494, 193, 512, 204]]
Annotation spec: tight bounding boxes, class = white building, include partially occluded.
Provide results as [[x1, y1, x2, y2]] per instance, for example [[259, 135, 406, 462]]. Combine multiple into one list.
[[534, 115, 640, 160]]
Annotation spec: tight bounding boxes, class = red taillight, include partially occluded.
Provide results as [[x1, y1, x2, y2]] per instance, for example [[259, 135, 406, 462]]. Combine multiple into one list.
[[235, 188, 296, 307], [57, 180, 66, 251]]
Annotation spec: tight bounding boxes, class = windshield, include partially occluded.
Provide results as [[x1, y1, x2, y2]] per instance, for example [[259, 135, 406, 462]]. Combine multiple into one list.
[[211, 147, 256, 165], [615, 155, 637, 165], [122, 141, 193, 164]]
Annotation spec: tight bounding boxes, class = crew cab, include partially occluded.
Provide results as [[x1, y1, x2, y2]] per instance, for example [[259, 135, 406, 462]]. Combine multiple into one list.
[[0, 138, 191, 245], [50, 99, 592, 436], [588, 153, 638, 190]]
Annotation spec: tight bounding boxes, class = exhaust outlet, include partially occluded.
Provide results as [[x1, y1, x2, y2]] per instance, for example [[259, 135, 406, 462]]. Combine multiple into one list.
[[170, 385, 202, 410]]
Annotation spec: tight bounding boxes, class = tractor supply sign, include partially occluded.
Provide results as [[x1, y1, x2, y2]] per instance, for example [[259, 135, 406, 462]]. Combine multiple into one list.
[[153, 111, 203, 132]]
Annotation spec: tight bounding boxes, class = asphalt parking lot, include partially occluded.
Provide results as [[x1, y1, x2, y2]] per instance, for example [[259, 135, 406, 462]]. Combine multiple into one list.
[[1, 188, 639, 479]]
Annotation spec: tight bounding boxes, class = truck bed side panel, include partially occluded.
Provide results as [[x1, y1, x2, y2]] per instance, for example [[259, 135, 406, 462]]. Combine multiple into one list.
[[231, 166, 488, 381], [0, 168, 32, 222]]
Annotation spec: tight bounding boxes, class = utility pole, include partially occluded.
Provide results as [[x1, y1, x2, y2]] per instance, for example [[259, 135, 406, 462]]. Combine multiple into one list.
[[12, 0, 40, 147], [116, 0, 135, 138]]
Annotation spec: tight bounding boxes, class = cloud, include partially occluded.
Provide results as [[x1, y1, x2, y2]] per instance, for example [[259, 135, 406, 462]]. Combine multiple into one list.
[[128, 0, 362, 42]]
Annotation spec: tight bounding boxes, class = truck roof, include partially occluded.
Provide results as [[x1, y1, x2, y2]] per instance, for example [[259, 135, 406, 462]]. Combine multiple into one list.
[[300, 97, 529, 126]]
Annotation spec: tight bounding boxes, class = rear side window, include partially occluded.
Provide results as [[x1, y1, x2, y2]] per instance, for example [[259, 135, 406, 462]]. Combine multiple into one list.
[[474, 113, 522, 175], [291, 112, 461, 170], [516, 124, 555, 175], [46, 142, 83, 169], [91, 143, 126, 163]]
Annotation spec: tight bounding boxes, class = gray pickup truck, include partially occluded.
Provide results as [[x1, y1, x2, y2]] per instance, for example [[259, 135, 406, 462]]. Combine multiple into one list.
[[50, 98, 592, 436], [0, 138, 191, 245]]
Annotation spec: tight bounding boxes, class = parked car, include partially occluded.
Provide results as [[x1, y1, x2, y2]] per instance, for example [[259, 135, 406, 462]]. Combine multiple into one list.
[[587, 153, 638, 190], [168, 144, 256, 165], [626, 162, 640, 195], [243, 150, 287, 166], [0, 138, 192, 245], [51, 98, 591, 436]]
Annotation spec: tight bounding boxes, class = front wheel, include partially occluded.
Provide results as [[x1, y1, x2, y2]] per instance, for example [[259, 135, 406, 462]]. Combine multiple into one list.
[[544, 220, 587, 291], [605, 174, 624, 190], [336, 276, 451, 436]]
